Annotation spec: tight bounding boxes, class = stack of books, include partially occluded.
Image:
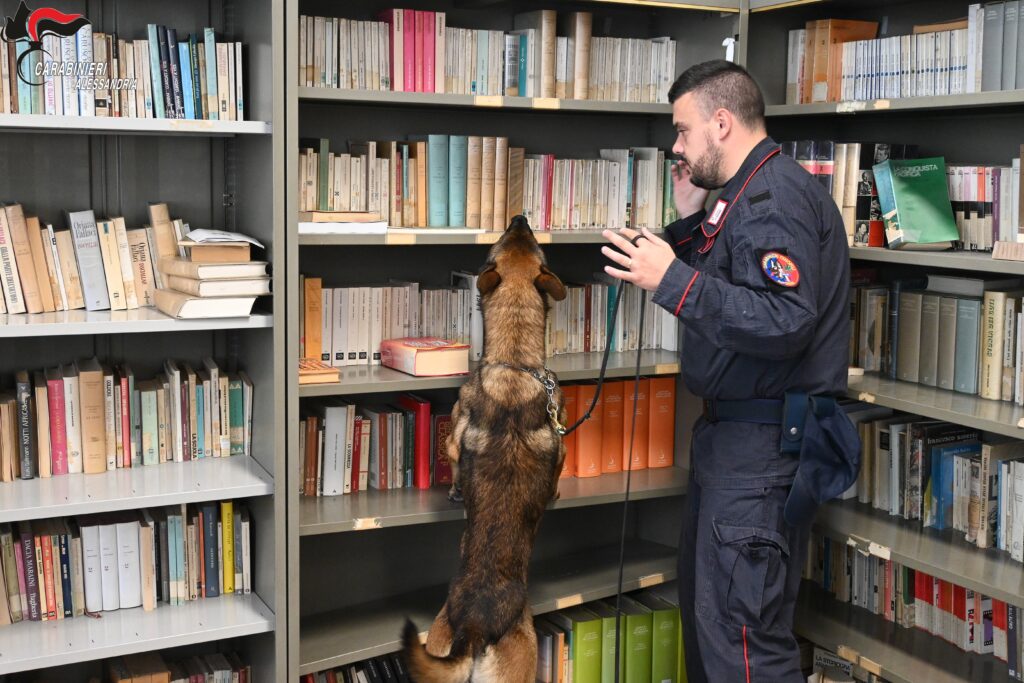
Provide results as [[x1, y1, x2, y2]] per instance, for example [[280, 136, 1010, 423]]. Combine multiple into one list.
[[154, 229, 270, 319]]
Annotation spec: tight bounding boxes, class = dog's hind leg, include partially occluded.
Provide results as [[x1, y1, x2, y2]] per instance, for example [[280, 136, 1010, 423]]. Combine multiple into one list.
[[472, 608, 537, 683], [424, 604, 455, 658]]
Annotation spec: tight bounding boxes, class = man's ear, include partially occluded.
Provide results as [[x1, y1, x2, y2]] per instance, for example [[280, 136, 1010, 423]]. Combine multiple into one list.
[[477, 263, 501, 295], [535, 265, 567, 301], [713, 107, 733, 141]]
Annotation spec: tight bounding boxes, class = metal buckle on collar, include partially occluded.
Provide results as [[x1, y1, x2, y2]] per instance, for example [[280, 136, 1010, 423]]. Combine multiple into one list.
[[493, 363, 566, 435]]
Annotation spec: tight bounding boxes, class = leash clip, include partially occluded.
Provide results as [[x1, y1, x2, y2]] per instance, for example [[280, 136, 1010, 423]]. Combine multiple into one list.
[[529, 368, 566, 435]]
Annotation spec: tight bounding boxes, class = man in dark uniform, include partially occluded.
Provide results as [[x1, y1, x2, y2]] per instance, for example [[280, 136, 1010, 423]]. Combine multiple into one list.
[[602, 60, 853, 682]]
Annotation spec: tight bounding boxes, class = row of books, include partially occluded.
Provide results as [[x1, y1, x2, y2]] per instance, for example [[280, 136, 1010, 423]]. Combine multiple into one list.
[[852, 272, 1024, 403], [298, 377, 676, 497], [298, 273, 678, 369], [107, 651, 251, 683], [0, 356, 252, 483], [1, 25, 245, 120], [0, 500, 251, 627], [945, 158, 1023, 251], [780, 140, 920, 248], [298, 137, 677, 232], [302, 584, 683, 683], [804, 532, 1022, 674], [299, 10, 677, 104], [786, 5, 1024, 105]]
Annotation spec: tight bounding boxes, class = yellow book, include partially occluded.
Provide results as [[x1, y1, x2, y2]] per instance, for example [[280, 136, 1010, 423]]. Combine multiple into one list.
[[220, 500, 234, 594]]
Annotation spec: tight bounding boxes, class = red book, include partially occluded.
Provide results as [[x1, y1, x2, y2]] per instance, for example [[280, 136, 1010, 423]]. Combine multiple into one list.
[[46, 370, 67, 476], [422, 11, 435, 94], [432, 412, 453, 486], [37, 527, 55, 620], [398, 393, 432, 489], [413, 11, 424, 92], [994, 599, 1008, 661], [403, 9, 416, 92], [119, 374, 131, 467], [350, 416, 362, 493]]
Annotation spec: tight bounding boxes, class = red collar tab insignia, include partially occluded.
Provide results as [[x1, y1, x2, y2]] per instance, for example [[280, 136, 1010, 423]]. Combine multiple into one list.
[[706, 199, 728, 226], [761, 252, 800, 288]]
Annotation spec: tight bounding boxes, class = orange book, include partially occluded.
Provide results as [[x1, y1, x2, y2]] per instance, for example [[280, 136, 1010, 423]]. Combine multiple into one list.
[[574, 383, 602, 478], [303, 277, 322, 361], [623, 378, 649, 471], [811, 19, 878, 103], [560, 384, 578, 479], [601, 380, 624, 473], [647, 377, 675, 468]]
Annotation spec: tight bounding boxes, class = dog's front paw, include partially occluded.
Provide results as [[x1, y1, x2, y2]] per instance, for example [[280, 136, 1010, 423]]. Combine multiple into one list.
[[448, 484, 464, 503], [552, 487, 561, 501]]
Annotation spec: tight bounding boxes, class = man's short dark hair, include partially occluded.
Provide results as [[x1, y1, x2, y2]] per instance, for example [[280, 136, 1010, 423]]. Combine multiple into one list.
[[668, 60, 765, 129]]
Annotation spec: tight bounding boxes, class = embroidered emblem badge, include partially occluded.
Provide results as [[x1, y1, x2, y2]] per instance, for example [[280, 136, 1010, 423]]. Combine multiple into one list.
[[761, 251, 800, 287]]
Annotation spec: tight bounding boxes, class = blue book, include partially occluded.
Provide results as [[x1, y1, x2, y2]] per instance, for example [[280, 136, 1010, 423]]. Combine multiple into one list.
[[178, 43, 195, 119], [930, 442, 980, 530], [166, 511, 178, 604], [518, 34, 528, 97], [16, 41, 32, 114], [954, 298, 982, 394], [448, 136, 468, 227], [146, 25, 166, 119], [202, 502, 220, 597], [189, 35, 203, 118], [166, 28, 185, 118], [427, 134, 450, 227], [195, 382, 205, 458]]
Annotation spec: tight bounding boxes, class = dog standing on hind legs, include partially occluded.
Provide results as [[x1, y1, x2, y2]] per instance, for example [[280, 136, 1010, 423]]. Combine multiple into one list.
[[401, 215, 569, 683]]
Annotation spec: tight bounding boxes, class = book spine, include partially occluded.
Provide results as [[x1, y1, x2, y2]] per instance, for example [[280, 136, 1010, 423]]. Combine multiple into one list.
[[15, 377, 35, 479]]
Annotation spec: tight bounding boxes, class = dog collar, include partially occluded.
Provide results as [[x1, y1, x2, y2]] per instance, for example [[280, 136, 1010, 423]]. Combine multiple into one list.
[[488, 362, 566, 435]]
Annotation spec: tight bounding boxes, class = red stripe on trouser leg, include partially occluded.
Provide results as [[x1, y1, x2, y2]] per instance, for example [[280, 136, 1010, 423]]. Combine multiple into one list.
[[743, 624, 751, 683]]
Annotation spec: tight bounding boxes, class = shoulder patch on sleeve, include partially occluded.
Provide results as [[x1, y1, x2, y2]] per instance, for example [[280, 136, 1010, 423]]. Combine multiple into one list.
[[760, 251, 800, 288]]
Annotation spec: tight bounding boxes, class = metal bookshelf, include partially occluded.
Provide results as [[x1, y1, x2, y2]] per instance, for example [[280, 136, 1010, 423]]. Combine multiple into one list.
[[846, 374, 1024, 440], [298, 539, 677, 674], [766, 90, 1024, 117], [0, 0, 288, 679], [0, 113, 271, 136], [298, 228, 664, 246], [816, 499, 1024, 609], [298, 349, 681, 397], [794, 583, 1008, 683], [299, 467, 688, 535], [0, 309, 274, 337], [849, 247, 1024, 275], [0, 594, 275, 676], [0, 456, 273, 525]]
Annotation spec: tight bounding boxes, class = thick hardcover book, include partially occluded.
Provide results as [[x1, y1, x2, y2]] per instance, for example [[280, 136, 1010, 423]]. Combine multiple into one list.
[[875, 157, 959, 249]]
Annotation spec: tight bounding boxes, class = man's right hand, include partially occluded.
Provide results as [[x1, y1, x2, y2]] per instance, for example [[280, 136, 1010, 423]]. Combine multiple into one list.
[[672, 160, 711, 218]]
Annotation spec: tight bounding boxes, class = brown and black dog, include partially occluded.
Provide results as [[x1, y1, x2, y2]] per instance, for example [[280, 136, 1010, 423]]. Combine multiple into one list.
[[401, 215, 568, 683]]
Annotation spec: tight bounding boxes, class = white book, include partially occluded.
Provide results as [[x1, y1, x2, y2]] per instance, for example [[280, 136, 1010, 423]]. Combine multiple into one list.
[[346, 288, 360, 365], [76, 25, 94, 116], [369, 286, 383, 365], [321, 402, 348, 496], [331, 288, 348, 368], [163, 360, 183, 462], [203, 358, 221, 457], [98, 521, 119, 611], [103, 370, 116, 471], [63, 364, 83, 474], [320, 287, 333, 364], [80, 521, 103, 614], [66, 210, 109, 311], [115, 518, 141, 609]]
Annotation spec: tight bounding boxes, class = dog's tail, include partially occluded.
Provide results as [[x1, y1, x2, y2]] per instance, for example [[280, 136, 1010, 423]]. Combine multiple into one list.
[[401, 619, 475, 683]]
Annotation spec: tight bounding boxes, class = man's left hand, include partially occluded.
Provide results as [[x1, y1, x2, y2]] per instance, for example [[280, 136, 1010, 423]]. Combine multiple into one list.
[[601, 226, 678, 292]]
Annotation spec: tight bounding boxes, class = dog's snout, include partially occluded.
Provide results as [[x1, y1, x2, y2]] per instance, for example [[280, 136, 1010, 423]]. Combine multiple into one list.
[[506, 215, 532, 233]]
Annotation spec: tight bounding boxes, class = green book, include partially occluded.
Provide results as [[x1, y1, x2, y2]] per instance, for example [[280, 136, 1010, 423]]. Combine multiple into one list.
[[633, 592, 681, 683], [229, 377, 244, 455], [601, 596, 652, 683], [872, 157, 959, 250], [547, 606, 603, 683], [584, 601, 622, 683]]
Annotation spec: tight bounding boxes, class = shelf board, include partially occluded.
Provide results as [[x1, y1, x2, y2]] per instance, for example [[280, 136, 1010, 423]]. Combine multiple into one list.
[[0, 456, 273, 525], [300, 467, 687, 535], [0, 593, 274, 675], [794, 583, 1007, 683], [299, 539, 676, 674], [847, 374, 1024, 440], [299, 349, 681, 397], [299, 228, 666, 246], [0, 308, 273, 337], [816, 498, 1024, 609], [298, 87, 671, 115], [0, 113, 270, 136], [767, 90, 1024, 117], [849, 247, 1024, 275]]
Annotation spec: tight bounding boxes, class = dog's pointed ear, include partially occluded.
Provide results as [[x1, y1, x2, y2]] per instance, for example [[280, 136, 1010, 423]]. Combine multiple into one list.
[[535, 265, 566, 301], [477, 263, 501, 296]]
